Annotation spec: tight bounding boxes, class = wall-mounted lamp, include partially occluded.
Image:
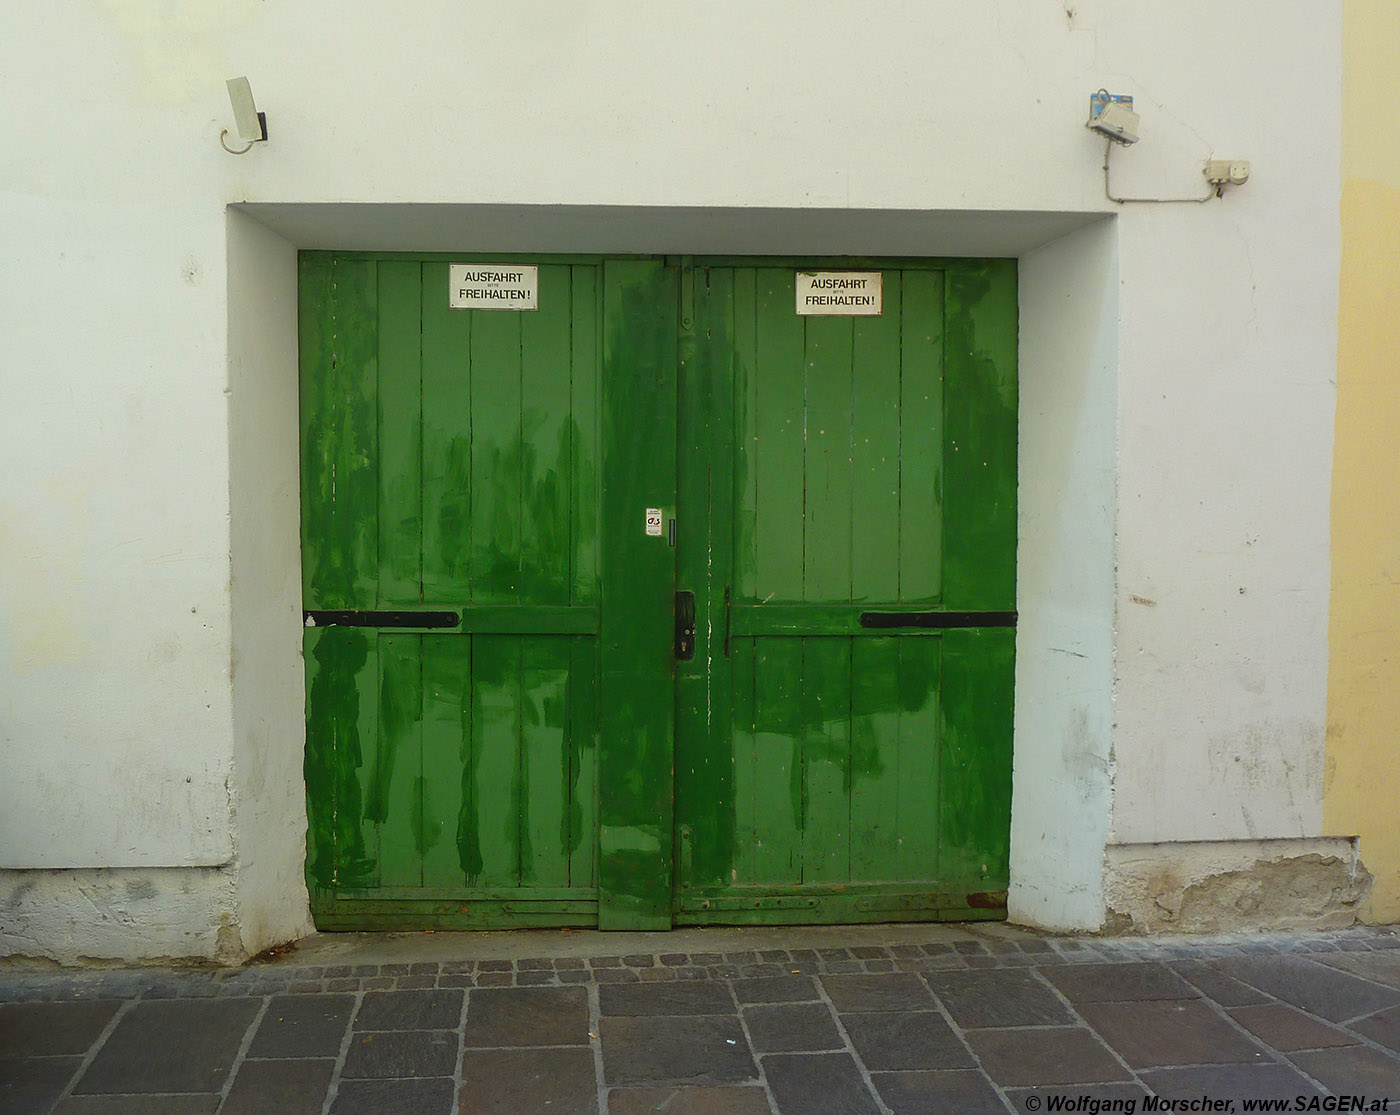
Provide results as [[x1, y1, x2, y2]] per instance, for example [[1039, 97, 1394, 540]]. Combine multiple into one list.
[[220, 77, 267, 155], [1086, 91, 1140, 146]]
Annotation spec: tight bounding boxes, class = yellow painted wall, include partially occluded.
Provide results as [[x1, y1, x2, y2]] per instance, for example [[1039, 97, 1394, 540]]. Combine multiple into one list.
[[1325, 0, 1400, 923]]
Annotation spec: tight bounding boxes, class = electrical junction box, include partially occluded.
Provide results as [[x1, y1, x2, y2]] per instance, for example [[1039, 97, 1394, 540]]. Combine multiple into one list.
[[1206, 159, 1251, 185]]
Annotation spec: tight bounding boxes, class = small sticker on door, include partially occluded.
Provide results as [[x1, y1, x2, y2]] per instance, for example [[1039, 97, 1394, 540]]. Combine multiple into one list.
[[645, 509, 664, 537]]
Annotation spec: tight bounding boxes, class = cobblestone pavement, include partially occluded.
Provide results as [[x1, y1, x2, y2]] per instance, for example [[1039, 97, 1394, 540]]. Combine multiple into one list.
[[4, 925, 1400, 1114]]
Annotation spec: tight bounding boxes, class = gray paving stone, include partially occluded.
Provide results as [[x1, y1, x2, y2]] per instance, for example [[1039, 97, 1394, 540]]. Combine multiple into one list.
[[331, 1077, 455, 1115], [1229, 1002, 1360, 1051], [1078, 1000, 1269, 1068], [53, 1097, 220, 1115], [1289, 1045, 1400, 1097], [595, 969, 640, 984], [1313, 951, 1400, 991], [248, 994, 355, 1058], [600, 982, 736, 1017], [926, 969, 1074, 1028], [1168, 961, 1272, 1007], [0, 1000, 121, 1057], [73, 998, 260, 1094], [819, 973, 935, 1013], [743, 1003, 843, 1052], [967, 1027, 1133, 1086], [459, 1047, 598, 1114], [221, 1058, 334, 1115], [730, 976, 817, 1004], [600, 1016, 756, 1086], [463, 986, 590, 1047], [0, 1055, 83, 1114], [354, 989, 463, 1031], [607, 1085, 771, 1115], [842, 1011, 975, 1071], [876, 1069, 1009, 1115], [1005, 1085, 1150, 1115], [1349, 1004, 1400, 1053], [762, 1053, 880, 1115], [341, 1030, 458, 1079], [1138, 1062, 1324, 1100], [518, 970, 557, 986], [1220, 956, 1400, 1022], [1041, 961, 1198, 1003]]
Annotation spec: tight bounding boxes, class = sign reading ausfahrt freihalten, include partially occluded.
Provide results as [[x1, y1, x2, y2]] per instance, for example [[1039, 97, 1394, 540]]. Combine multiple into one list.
[[795, 271, 882, 316], [449, 264, 539, 310]]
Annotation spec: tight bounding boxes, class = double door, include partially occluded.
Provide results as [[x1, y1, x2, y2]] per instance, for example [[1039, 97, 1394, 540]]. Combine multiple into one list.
[[299, 254, 1016, 930]]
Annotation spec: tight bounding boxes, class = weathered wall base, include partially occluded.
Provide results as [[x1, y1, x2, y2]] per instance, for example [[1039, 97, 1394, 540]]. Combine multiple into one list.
[[0, 868, 239, 965], [1105, 840, 1371, 934]]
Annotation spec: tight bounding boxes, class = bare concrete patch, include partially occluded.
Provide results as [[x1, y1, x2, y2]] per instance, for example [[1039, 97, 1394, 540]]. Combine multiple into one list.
[[1104, 840, 1372, 934]]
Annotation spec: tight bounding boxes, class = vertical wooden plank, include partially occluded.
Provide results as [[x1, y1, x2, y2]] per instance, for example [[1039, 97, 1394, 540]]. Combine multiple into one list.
[[421, 633, 470, 887], [801, 637, 851, 883], [753, 270, 806, 603], [421, 261, 473, 603], [752, 637, 802, 884], [848, 636, 901, 881], [567, 635, 600, 888], [521, 265, 574, 606], [802, 316, 854, 603], [899, 269, 945, 604], [937, 628, 1014, 888], [598, 259, 678, 929], [469, 309, 523, 603], [895, 635, 942, 881], [733, 268, 760, 601], [470, 635, 522, 886], [372, 632, 423, 887], [851, 271, 903, 602], [521, 637, 572, 887], [303, 626, 378, 892], [377, 261, 423, 605], [944, 261, 1018, 610], [675, 264, 738, 890], [570, 265, 601, 606], [729, 635, 759, 885], [301, 254, 378, 609]]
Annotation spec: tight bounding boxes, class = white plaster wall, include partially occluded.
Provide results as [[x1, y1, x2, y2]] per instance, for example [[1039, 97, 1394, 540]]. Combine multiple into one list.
[[1010, 219, 1119, 931], [226, 210, 314, 955], [0, 868, 238, 963], [0, 0, 1340, 953]]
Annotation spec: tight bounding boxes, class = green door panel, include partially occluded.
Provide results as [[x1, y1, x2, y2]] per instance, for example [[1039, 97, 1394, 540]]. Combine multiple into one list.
[[300, 255, 605, 929], [673, 262, 1016, 925], [301, 252, 1015, 932]]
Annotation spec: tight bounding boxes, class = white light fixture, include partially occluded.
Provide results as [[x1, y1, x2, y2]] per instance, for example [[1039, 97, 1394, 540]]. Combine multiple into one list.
[[1086, 91, 1139, 146], [221, 77, 267, 155]]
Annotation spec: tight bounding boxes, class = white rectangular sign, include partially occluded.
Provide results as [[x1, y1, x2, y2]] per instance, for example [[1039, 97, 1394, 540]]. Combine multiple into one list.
[[645, 508, 664, 537], [449, 264, 539, 310], [795, 271, 883, 316]]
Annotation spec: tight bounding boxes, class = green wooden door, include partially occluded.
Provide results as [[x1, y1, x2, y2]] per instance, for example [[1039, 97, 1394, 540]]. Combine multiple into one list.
[[300, 253, 1014, 931], [300, 255, 678, 929], [673, 260, 1018, 924]]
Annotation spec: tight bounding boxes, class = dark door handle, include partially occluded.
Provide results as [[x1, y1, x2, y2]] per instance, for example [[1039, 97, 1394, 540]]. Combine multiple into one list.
[[675, 591, 696, 660]]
